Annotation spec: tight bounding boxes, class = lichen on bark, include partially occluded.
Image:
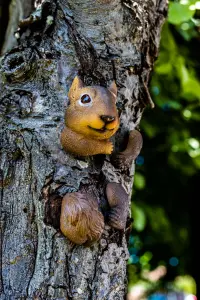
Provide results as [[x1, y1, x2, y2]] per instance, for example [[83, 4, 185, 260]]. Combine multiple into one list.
[[0, 0, 167, 299]]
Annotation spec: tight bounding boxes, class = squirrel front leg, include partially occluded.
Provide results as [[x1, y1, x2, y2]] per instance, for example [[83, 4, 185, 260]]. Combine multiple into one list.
[[61, 126, 113, 156], [106, 183, 129, 230], [111, 129, 143, 170]]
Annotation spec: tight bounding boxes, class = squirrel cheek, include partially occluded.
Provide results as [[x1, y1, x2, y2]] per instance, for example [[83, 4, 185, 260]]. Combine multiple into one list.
[[70, 118, 90, 133]]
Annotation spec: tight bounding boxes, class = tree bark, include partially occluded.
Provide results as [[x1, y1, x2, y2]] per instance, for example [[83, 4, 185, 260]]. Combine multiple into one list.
[[0, 0, 167, 299]]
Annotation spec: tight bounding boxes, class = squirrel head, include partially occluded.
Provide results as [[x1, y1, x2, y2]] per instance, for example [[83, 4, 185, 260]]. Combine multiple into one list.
[[65, 76, 119, 140]]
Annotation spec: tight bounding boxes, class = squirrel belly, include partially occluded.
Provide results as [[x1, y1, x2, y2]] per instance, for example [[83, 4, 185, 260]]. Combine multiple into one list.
[[60, 126, 113, 156]]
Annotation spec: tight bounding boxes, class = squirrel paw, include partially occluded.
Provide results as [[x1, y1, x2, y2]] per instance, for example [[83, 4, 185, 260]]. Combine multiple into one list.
[[105, 141, 114, 155], [60, 192, 104, 245], [106, 182, 129, 230], [111, 152, 132, 171], [111, 130, 143, 170]]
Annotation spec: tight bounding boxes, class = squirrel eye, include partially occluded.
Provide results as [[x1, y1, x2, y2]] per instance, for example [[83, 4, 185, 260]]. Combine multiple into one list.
[[81, 94, 91, 104]]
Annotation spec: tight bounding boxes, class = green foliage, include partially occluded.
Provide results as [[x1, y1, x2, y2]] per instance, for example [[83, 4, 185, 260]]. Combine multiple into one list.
[[174, 275, 197, 294], [131, 202, 146, 232], [147, 12, 200, 176], [128, 0, 199, 296], [134, 172, 146, 190], [168, 2, 195, 25]]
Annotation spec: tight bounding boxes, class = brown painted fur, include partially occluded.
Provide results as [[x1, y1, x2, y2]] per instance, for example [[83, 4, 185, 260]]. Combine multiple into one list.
[[60, 76, 119, 156], [60, 192, 104, 245]]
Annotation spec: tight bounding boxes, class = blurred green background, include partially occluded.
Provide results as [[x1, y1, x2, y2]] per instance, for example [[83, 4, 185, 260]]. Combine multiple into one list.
[[128, 0, 200, 299], [0, 0, 199, 299]]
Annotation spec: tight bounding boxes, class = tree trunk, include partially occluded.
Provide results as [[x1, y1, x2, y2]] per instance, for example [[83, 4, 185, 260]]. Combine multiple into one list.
[[0, 0, 167, 299]]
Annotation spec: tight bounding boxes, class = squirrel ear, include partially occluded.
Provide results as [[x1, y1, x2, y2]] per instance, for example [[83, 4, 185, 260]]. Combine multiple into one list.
[[108, 81, 117, 99], [68, 76, 84, 101]]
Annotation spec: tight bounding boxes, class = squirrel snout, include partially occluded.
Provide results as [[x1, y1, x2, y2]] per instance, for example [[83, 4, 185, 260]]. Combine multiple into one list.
[[100, 115, 115, 124]]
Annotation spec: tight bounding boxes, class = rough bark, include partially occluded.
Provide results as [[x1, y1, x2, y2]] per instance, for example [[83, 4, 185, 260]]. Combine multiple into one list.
[[0, 0, 168, 299]]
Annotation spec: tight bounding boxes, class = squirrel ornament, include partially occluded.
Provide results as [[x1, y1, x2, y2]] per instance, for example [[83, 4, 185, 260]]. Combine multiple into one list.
[[60, 76, 119, 156], [60, 183, 129, 246], [60, 76, 143, 245]]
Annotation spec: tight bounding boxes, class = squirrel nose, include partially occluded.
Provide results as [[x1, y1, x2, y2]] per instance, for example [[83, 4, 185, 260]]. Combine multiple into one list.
[[100, 115, 115, 123]]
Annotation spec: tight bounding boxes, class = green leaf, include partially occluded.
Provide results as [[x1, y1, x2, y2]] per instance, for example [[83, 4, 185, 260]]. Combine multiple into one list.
[[168, 3, 195, 25], [134, 173, 146, 190], [193, 155, 200, 168], [174, 275, 196, 295], [132, 204, 146, 232], [175, 56, 200, 100], [182, 77, 200, 100], [155, 63, 172, 75]]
